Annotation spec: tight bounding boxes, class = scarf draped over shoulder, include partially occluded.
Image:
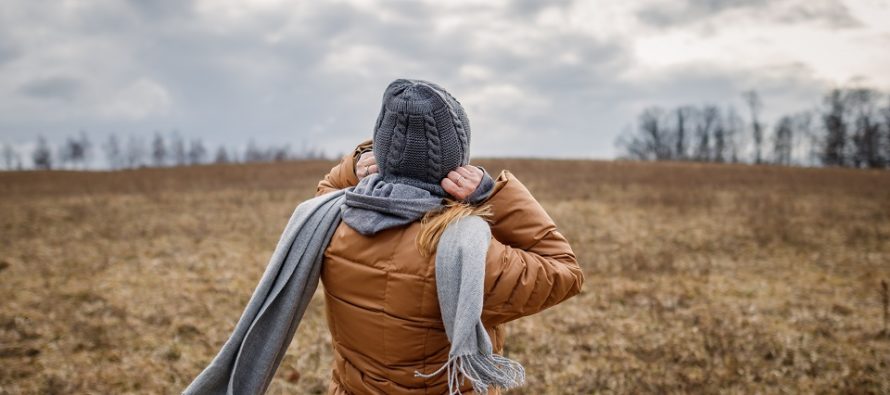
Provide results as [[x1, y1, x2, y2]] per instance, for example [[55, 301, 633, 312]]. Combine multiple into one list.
[[183, 171, 522, 395]]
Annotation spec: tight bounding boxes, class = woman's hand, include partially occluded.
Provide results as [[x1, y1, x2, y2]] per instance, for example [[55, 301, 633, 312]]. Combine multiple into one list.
[[355, 151, 378, 180], [441, 166, 484, 201]]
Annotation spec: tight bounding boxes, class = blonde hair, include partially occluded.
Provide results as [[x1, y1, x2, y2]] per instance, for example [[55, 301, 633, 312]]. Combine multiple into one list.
[[416, 199, 493, 258]]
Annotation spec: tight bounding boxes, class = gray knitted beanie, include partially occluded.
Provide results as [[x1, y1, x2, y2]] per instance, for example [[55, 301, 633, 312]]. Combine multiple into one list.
[[372, 79, 472, 196]]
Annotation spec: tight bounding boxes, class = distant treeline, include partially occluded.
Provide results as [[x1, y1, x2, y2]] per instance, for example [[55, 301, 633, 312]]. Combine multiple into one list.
[[616, 88, 890, 169], [1, 132, 329, 171]]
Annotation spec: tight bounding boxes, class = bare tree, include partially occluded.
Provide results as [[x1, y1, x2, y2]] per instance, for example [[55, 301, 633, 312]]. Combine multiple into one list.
[[846, 88, 884, 168], [2, 143, 18, 170], [188, 139, 207, 165], [152, 132, 167, 167], [272, 145, 291, 162], [79, 131, 92, 168], [214, 145, 230, 164], [693, 106, 719, 161], [648, 108, 672, 160], [820, 89, 849, 167], [672, 106, 694, 160], [32, 136, 53, 170], [724, 106, 744, 163], [616, 108, 670, 161], [170, 132, 187, 166], [616, 127, 643, 160], [59, 132, 90, 169], [103, 134, 123, 170], [883, 97, 890, 167], [244, 139, 264, 162], [125, 135, 147, 168], [772, 116, 794, 166], [712, 112, 728, 163], [58, 139, 73, 169], [793, 111, 816, 166], [743, 91, 764, 164]]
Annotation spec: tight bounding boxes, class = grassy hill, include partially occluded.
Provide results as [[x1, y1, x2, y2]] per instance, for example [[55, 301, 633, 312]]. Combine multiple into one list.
[[1, 159, 888, 394]]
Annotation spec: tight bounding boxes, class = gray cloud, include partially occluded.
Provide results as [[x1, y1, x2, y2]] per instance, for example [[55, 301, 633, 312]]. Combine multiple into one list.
[[639, 0, 771, 27], [506, 0, 576, 18], [638, 0, 861, 30], [0, 39, 20, 65], [776, 0, 862, 28], [17, 76, 84, 101]]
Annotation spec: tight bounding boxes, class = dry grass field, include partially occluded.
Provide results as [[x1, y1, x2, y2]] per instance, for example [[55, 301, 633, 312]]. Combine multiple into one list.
[[1, 158, 889, 394]]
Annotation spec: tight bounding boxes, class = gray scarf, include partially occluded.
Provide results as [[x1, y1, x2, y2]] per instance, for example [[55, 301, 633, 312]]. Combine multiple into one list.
[[183, 180, 524, 395], [340, 173, 443, 235]]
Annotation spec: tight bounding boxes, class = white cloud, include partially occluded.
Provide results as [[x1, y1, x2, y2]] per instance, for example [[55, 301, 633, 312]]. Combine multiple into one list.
[[99, 78, 172, 120]]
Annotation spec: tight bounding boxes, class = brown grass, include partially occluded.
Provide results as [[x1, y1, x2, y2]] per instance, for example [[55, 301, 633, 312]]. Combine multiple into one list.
[[1, 159, 889, 394]]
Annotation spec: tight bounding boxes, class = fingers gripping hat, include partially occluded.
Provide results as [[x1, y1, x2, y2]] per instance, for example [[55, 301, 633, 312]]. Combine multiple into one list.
[[372, 79, 472, 196]]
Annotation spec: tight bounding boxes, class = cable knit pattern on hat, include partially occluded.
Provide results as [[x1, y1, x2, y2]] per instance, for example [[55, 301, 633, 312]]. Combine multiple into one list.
[[423, 114, 442, 183], [373, 79, 472, 196]]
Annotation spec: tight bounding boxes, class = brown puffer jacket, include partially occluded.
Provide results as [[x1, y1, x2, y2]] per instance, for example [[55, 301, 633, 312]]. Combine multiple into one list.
[[315, 140, 584, 395]]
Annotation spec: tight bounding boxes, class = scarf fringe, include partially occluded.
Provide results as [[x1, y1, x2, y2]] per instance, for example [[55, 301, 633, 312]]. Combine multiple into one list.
[[415, 353, 526, 394]]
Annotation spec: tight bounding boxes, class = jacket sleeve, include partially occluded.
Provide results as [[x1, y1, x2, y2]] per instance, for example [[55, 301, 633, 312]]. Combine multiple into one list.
[[480, 170, 584, 326], [315, 139, 373, 196]]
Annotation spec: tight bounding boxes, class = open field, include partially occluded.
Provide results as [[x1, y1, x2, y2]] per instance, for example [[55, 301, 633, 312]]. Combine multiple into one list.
[[1, 159, 889, 394]]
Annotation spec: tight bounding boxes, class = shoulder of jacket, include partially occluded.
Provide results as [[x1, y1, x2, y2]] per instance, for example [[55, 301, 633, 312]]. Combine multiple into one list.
[[489, 169, 521, 197]]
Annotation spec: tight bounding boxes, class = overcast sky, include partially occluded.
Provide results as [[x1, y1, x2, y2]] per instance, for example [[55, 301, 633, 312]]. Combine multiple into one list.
[[1, 0, 889, 161]]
